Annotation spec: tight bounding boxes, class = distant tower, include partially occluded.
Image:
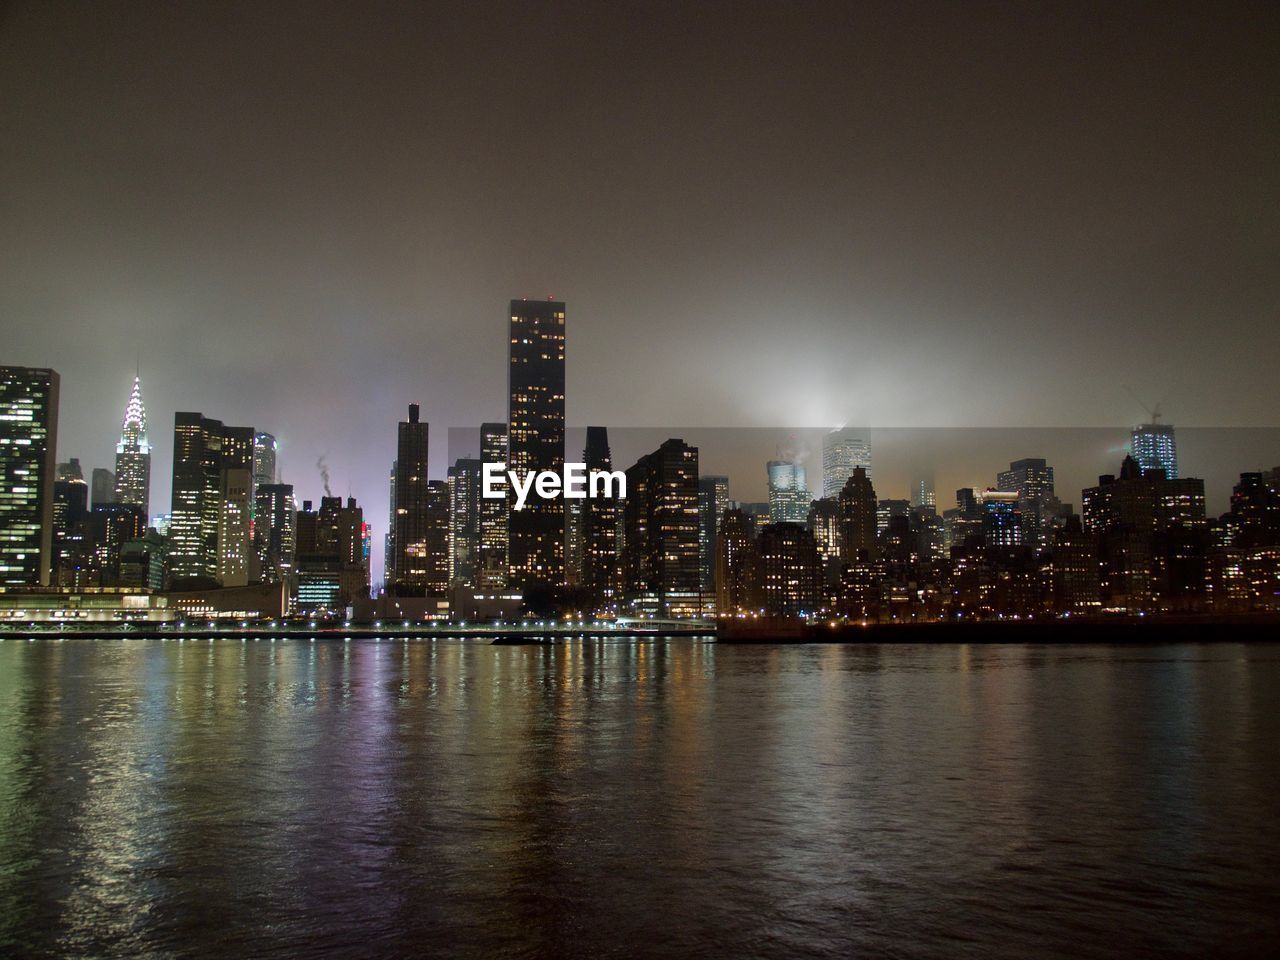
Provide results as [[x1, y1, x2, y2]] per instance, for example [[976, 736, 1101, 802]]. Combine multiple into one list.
[[253, 432, 277, 488], [507, 299, 566, 588], [91, 467, 116, 509], [113, 375, 151, 519], [1131, 422, 1178, 479], [767, 460, 810, 524], [823, 429, 871, 499]]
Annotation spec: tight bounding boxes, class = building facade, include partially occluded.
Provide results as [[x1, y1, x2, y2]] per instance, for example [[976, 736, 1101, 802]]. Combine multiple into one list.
[[0, 366, 59, 585], [507, 299, 566, 589]]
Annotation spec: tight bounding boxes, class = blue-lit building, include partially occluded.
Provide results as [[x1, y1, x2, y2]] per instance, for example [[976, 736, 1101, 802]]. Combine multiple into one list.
[[1131, 422, 1178, 479], [980, 491, 1024, 548]]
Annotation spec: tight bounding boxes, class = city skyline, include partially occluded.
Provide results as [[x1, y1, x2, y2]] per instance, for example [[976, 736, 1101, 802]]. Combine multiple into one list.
[[2, 2, 1277, 569]]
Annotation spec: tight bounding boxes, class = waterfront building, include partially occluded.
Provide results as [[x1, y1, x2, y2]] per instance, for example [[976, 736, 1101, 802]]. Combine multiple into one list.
[[169, 413, 254, 585], [622, 439, 701, 617], [253, 482, 295, 583], [0, 366, 59, 586], [756, 522, 824, 617], [582, 426, 619, 610], [507, 299, 566, 589], [714, 508, 759, 616]]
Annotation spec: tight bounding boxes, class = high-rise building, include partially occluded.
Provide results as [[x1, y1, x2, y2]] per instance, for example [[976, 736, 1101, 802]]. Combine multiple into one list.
[[822, 429, 871, 499], [582, 426, 619, 611], [89, 502, 146, 586], [507, 299, 566, 589], [253, 432, 277, 489], [807, 496, 842, 563], [391, 404, 431, 594], [698, 474, 730, 595], [169, 413, 253, 584], [91, 468, 115, 509], [218, 426, 254, 587], [837, 465, 877, 562], [757, 522, 824, 617], [448, 458, 482, 586], [478, 422, 508, 588], [113, 376, 151, 519], [1131, 422, 1178, 479], [423, 480, 451, 596], [767, 460, 810, 524], [714, 508, 759, 616], [996, 458, 1062, 549], [254, 482, 296, 583], [910, 473, 936, 509], [0, 366, 59, 585], [979, 491, 1023, 548], [52, 460, 89, 587], [622, 439, 701, 617]]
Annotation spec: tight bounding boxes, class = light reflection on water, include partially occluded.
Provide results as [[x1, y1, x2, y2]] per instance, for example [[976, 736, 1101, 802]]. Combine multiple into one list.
[[1, 638, 1278, 958]]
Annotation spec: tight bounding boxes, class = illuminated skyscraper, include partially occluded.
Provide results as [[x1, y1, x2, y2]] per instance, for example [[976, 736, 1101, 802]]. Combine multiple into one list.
[[169, 412, 253, 584], [0, 366, 59, 585], [767, 460, 810, 524], [507, 299, 565, 589], [478, 422, 508, 588], [996, 458, 1062, 548], [254, 482, 296, 583], [698, 474, 730, 595], [253, 432, 277, 488], [448, 457, 482, 586], [822, 429, 871, 498], [113, 375, 151, 519], [1131, 422, 1178, 479], [622, 439, 701, 617], [583, 426, 620, 609]]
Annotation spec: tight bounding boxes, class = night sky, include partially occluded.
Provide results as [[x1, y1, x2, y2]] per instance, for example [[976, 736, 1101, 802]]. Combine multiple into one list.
[[2, 1, 1277, 581]]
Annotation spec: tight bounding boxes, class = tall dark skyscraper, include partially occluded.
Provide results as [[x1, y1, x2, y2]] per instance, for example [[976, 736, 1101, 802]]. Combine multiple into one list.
[[0, 366, 59, 586], [838, 465, 878, 562], [507, 299, 566, 589], [254, 482, 296, 583], [582, 426, 619, 609], [113, 375, 150, 519], [169, 412, 253, 584], [622, 438, 701, 618], [91, 467, 115, 509], [391, 403, 432, 594]]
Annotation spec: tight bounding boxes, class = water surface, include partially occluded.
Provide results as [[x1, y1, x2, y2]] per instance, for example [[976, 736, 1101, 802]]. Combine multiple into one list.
[[1, 637, 1277, 958]]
